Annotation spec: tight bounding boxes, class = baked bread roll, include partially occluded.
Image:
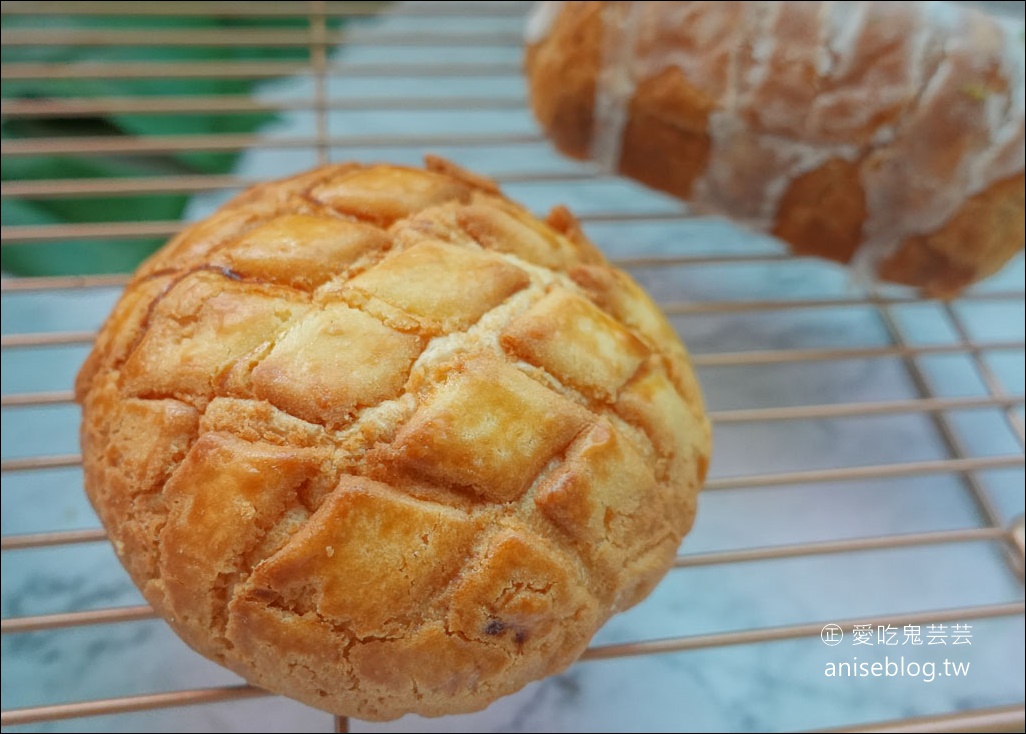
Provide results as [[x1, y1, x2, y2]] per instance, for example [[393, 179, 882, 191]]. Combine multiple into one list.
[[525, 1, 1025, 296], [76, 157, 710, 720]]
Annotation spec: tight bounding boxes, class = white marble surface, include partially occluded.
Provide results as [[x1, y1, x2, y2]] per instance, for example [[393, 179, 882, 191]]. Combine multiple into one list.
[[2, 2, 1024, 732]]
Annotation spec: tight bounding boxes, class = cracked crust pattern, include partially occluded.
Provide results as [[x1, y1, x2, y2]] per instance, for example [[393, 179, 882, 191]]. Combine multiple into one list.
[[76, 156, 711, 720]]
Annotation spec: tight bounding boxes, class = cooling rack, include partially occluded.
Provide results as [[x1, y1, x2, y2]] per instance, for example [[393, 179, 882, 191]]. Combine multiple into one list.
[[1, 1, 1024, 732]]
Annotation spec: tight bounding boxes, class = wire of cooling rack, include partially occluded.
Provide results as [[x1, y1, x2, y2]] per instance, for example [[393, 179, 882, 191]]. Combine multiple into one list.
[[2, 2, 1025, 732]]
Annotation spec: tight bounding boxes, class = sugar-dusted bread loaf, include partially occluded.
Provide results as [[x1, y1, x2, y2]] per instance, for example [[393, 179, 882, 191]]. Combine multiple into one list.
[[526, 1, 1025, 296], [76, 157, 711, 720]]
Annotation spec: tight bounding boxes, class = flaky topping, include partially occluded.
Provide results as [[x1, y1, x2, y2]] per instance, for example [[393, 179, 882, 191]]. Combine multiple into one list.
[[77, 157, 710, 719]]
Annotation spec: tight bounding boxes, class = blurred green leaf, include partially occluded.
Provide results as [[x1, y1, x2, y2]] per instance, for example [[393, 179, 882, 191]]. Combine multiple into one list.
[[1, 198, 167, 277], [2, 12, 346, 276]]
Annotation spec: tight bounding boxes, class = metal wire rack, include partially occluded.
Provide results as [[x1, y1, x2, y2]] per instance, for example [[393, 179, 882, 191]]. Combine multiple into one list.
[[1, 1, 1024, 732]]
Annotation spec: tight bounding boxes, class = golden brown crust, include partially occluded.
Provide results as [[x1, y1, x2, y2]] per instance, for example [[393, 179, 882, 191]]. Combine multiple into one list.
[[526, 1, 1025, 296], [619, 66, 715, 201], [524, 2, 604, 161], [877, 174, 1026, 297], [501, 289, 651, 403], [77, 157, 711, 720]]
